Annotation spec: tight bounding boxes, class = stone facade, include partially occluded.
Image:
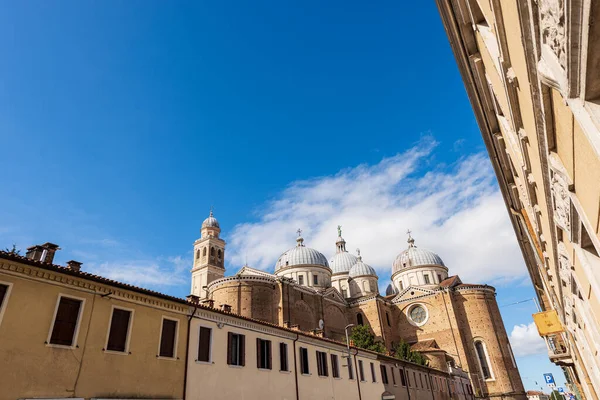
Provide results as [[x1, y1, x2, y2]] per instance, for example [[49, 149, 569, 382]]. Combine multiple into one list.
[[434, 0, 600, 398], [195, 213, 525, 399]]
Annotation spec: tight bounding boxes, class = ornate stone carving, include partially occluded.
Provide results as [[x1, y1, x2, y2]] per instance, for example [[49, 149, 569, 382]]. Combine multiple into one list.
[[539, 0, 567, 68], [557, 242, 572, 288], [551, 171, 571, 233]]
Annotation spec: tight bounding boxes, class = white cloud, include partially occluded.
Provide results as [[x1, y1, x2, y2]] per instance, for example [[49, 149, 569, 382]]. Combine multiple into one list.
[[227, 139, 527, 286], [88, 257, 188, 287], [509, 322, 547, 357]]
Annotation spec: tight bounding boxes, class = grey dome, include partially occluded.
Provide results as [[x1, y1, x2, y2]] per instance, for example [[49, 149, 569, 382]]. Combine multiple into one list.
[[349, 258, 377, 278], [330, 252, 358, 275], [386, 283, 399, 296], [202, 210, 220, 229], [393, 246, 445, 274], [275, 237, 329, 271]]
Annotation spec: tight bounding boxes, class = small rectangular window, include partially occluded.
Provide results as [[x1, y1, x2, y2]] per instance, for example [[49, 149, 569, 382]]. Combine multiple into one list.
[[399, 281, 404, 291], [0, 283, 12, 326], [49, 296, 83, 346], [159, 318, 178, 358], [391, 367, 396, 385], [227, 332, 245, 366], [413, 372, 417, 388], [425, 374, 429, 389], [0, 284, 8, 310], [256, 338, 272, 369], [424, 274, 430, 284], [347, 356, 354, 379], [316, 351, 328, 377], [437, 274, 442, 283], [358, 360, 365, 381], [370, 362, 376, 382], [331, 354, 340, 378], [419, 373, 424, 388], [298, 275, 304, 285], [197, 326, 212, 362], [300, 347, 309, 374], [385, 312, 391, 326], [313, 275, 318, 285], [106, 308, 132, 352], [380, 365, 388, 384], [279, 342, 289, 371], [400, 368, 406, 386]]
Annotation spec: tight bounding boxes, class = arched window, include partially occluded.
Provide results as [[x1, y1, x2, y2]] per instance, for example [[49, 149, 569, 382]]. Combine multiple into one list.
[[474, 340, 493, 379], [196, 249, 200, 259], [210, 247, 215, 256], [217, 249, 222, 259], [357, 313, 364, 325], [203, 247, 207, 257]]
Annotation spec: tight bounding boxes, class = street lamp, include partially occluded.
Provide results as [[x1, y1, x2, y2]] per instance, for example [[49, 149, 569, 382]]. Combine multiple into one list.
[[345, 324, 355, 352], [344, 324, 355, 367]]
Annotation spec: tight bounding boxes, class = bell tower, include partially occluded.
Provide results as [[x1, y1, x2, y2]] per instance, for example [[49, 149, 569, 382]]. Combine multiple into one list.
[[191, 209, 225, 299]]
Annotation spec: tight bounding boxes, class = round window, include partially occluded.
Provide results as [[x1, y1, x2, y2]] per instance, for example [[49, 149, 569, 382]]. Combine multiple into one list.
[[409, 305, 427, 325]]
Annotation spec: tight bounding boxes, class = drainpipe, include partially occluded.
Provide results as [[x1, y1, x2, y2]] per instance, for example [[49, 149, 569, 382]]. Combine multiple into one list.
[[293, 333, 300, 400], [426, 370, 434, 400], [183, 303, 199, 400], [402, 367, 411, 400], [353, 349, 362, 400]]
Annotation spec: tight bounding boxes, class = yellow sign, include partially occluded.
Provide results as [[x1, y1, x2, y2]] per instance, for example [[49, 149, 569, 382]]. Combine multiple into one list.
[[533, 310, 564, 336]]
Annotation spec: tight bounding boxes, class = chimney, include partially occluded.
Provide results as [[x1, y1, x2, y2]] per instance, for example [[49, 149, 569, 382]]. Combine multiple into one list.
[[220, 304, 232, 313], [26, 242, 60, 263], [186, 294, 200, 305], [66, 260, 82, 272]]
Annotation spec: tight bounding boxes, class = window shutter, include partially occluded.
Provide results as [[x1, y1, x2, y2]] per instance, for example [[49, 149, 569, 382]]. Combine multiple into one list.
[[107, 309, 131, 352], [239, 335, 245, 366], [198, 327, 211, 362], [256, 338, 261, 368], [0, 284, 7, 309], [227, 332, 233, 365], [50, 297, 82, 346], [267, 340, 272, 370], [159, 319, 177, 357]]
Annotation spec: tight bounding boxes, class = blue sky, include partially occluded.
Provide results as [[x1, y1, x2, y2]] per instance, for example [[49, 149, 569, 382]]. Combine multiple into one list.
[[0, 0, 564, 391]]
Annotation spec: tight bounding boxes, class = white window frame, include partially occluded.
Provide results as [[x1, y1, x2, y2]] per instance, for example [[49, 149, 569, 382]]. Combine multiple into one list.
[[0, 280, 14, 327], [104, 305, 135, 355], [196, 324, 213, 364], [157, 316, 179, 360], [46, 293, 86, 349], [473, 339, 495, 381], [406, 303, 429, 327]]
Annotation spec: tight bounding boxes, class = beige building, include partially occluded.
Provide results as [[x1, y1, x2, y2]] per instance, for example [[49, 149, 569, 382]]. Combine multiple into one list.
[[192, 211, 525, 399], [433, 0, 600, 398], [1, 244, 475, 400], [0, 243, 189, 400]]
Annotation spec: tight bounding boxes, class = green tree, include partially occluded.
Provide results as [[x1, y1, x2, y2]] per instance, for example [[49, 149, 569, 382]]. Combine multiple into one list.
[[350, 324, 387, 354]]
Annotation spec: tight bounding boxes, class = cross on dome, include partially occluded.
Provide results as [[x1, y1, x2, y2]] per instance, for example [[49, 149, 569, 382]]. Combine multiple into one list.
[[407, 229, 416, 247], [296, 228, 305, 247]]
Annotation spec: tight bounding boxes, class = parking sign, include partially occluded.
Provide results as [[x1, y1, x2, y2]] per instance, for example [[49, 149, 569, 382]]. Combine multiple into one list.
[[544, 373, 555, 385]]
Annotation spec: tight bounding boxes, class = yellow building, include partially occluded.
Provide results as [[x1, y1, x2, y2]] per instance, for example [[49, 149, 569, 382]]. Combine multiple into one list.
[[0, 244, 188, 400], [434, 0, 600, 398]]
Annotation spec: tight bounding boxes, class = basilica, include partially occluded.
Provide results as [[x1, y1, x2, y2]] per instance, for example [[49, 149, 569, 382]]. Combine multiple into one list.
[[190, 211, 525, 399]]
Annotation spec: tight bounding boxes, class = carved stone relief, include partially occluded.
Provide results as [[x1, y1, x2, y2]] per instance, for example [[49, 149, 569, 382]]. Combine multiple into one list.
[[551, 171, 571, 234], [557, 242, 572, 288], [539, 0, 567, 69]]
